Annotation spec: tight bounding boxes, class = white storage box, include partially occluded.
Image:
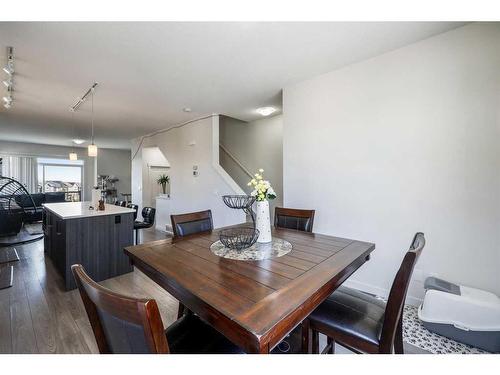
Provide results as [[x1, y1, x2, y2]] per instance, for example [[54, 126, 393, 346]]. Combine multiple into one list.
[[418, 278, 500, 353]]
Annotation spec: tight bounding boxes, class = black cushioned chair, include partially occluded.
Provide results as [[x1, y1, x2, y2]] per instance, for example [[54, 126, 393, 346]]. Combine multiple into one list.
[[170, 209, 213, 318], [170, 209, 213, 238], [127, 203, 139, 220], [115, 200, 127, 207], [303, 232, 426, 354], [274, 207, 315, 232], [71, 264, 243, 354], [133, 207, 156, 245]]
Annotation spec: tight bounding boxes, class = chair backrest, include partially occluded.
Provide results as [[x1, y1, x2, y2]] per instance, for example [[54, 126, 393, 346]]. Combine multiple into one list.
[[71, 264, 169, 354], [379, 232, 425, 352], [127, 203, 139, 220], [170, 209, 213, 237], [115, 200, 127, 207], [274, 207, 316, 232], [141, 207, 156, 224]]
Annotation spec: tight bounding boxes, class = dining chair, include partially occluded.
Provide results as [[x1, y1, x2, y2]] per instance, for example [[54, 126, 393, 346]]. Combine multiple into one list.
[[303, 232, 425, 354], [71, 264, 243, 354], [170, 209, 213, 238], [170, 209, 213, 318], [127, 203, 139, 220], [274, 207, 316, 232], [133, 207, 156, 245]]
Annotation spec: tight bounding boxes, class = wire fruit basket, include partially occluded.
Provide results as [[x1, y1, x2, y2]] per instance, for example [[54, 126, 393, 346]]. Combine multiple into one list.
[[220, 195, 258, 250], [219, 227, 260, 250]]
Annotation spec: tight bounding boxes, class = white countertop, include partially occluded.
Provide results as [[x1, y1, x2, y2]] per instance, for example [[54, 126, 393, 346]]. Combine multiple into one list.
[[43, 202, 136, 220]]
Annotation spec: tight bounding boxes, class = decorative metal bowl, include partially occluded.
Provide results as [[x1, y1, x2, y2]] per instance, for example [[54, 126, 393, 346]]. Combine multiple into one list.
[[222, 195, 256, 210], [219, 227, 260, 250], [222, 195, 256, 225]]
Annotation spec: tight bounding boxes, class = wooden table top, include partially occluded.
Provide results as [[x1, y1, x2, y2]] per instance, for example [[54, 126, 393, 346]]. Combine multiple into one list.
[[124, 225, 375, 353]]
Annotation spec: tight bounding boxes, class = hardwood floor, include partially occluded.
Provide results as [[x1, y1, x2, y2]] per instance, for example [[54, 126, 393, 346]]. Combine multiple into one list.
[[0, 228, 177, 354]]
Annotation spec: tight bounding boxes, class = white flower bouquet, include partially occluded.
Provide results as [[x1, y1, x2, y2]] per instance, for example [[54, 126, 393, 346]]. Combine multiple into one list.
[[247, 169, 277, 202]]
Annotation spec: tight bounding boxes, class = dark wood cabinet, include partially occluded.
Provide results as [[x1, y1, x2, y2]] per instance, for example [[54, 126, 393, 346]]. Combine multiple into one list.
[[44, 207, 134, 290]]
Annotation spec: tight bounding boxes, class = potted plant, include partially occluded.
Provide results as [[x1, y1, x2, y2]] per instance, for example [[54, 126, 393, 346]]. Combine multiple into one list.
[[247, 169, 276, 243], [157, 174, 170, 195]]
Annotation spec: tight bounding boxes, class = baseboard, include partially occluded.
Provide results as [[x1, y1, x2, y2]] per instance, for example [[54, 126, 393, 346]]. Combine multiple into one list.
[[343, 278, 423, 306]]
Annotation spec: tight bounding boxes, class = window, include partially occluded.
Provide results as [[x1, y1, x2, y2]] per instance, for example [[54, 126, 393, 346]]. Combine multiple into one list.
[[37, 158, 84, 201]]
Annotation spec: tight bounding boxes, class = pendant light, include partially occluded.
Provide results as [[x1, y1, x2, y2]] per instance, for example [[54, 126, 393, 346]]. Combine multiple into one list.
[[69, 110, 78, 161], [88, 88, 98, 157]]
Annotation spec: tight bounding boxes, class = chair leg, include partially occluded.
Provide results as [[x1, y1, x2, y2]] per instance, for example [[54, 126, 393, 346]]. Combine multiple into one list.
[[326, 336, 335, 354], [301, 319, 311, 353], [311, 329, 319, 354], [134, 229, 138, 245], [394, 314, 404, 354], [177, 303, 186, 319]]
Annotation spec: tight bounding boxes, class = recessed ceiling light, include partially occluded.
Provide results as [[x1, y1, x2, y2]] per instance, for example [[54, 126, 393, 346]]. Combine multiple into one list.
[[183, 107, 192, 113], [72, 139, 86, 145], [256, 107, 276, 116]]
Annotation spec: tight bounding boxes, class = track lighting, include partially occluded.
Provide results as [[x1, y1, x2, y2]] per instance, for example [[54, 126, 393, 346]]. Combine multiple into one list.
[[3, 66, 13, 76], [88, 88, 98, 157], [2, 47, 14, 109], [69, 83, 99, 157], [3, 47, 14, 75]]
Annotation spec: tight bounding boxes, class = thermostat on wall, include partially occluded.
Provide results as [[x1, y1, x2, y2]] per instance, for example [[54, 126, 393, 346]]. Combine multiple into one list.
[[193, 165, 199, 177]]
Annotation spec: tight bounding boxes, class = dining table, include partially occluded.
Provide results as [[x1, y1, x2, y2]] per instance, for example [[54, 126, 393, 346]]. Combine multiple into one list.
[[124, 224, 375, 353]]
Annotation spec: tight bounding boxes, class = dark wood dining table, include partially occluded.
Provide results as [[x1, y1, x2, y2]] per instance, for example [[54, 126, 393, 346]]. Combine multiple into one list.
[[124, 225, 375, 353]]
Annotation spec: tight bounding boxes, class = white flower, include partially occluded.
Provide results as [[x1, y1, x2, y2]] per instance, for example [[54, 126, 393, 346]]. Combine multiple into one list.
[[258, 168, 264, 173]]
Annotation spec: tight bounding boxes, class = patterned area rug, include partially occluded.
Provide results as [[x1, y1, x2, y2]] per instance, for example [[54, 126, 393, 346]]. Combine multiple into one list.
[[403, 305, 489, 354]]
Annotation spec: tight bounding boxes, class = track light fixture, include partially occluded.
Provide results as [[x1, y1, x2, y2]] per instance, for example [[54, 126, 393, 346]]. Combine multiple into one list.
[[88, 88, 98, 157], [2, 47, 14, 75], [69, 83, 99, 157], [2, 47, 14, 109]]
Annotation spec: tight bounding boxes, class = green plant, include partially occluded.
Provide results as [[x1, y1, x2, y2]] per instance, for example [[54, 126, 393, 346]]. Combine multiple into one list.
[[157, 174, 170, 194]]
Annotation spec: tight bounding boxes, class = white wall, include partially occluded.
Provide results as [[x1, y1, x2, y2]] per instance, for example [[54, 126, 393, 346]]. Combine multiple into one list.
[[283, 23, 500, 301], [219, 115, 283, 213], [131, 116, 245, 230]]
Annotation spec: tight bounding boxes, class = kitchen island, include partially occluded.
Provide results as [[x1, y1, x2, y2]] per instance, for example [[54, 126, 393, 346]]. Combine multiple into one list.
[[43, 202, 136, 290]]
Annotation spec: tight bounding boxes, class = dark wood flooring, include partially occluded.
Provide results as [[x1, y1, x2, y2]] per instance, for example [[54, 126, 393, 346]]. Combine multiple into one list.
[[0, 228, 177, 354]]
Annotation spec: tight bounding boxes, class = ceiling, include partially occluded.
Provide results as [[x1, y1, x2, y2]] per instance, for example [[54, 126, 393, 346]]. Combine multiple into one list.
[[0, 22, 466, 149]]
